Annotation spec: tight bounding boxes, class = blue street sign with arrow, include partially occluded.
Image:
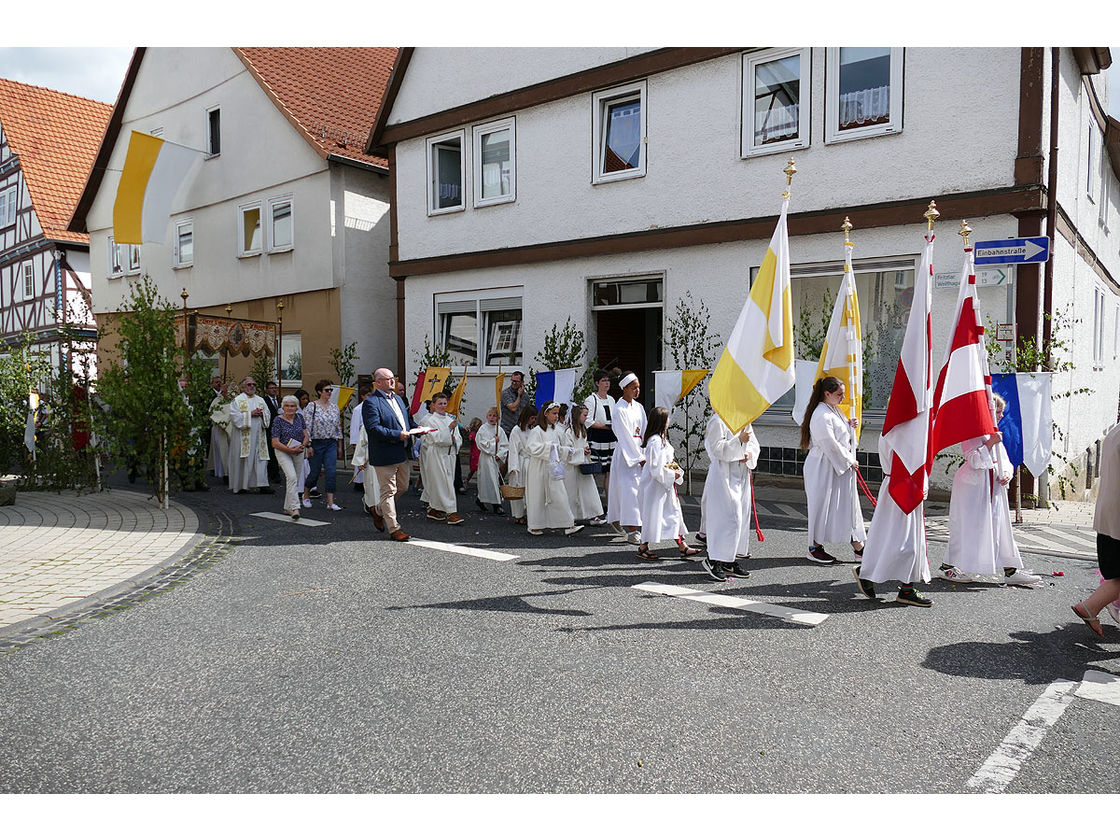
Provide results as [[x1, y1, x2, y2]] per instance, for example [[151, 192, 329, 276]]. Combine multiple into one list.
[[973, 236, 1050, 265]]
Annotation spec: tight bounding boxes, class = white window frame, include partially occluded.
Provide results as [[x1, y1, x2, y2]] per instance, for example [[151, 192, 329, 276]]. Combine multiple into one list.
[[825, 47, 904, 144], [742, 48, 811, 158], [206, 106, 221, 157], [592, 81, 647, 185], [173, 220, 194, 268], [267, 196, 294, 253], [22, 263, 33, 298], [126, 242, 141, 274], [106, 236, 138, 277], [427, 129, 467, 216], [1087, 127, 1099, 202], [238, 201, 263, 257], [433, 287, 524, 374], [107, 236, 123, 277], [472, 117, 516, 208], [0, 184, 16, 227], [279, 332, 302, 388]]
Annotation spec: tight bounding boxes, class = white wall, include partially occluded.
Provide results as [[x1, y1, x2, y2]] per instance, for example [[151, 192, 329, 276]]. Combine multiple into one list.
[[392, 47, 1023, 263]]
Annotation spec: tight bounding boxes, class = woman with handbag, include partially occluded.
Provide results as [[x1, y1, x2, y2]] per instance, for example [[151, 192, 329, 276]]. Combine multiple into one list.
[[563, 404, 606, 525], [584, 370, 616, 502], [523, 401, 584, 536], [302, 379, 345, 511]]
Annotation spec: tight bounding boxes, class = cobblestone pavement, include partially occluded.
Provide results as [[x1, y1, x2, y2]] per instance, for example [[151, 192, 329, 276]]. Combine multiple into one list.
[[0, 489, 204, 637]]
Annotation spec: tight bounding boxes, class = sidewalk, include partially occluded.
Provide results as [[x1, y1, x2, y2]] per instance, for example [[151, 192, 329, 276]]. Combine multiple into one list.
[[0, 488, 203, 635]]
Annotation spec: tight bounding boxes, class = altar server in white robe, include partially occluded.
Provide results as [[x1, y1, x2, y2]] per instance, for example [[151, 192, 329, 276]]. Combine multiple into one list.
[[350, 384, 373, 491], [505, 406, 536, 523], [350, 405, 381, 517], [700, 413, 760, 580], [800, 376, 866, 564], [940, 394, 1041, 586], [606, 372, 647, 545], [524, 402, 584, 536], [475, 406, 508, 514], [419, 393, 464, 524], [227, 377, 272, 493], [852, 432, 930, 601], [208, 384, 231, 480], [636, 406, 699, 561], [562, 405, 605, 524]]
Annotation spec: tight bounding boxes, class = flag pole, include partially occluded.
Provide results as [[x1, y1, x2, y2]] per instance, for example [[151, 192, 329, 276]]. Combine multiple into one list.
[[842, 216, 857, 432]]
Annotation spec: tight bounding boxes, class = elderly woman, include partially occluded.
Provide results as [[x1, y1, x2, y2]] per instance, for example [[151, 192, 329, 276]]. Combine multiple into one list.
[[302, 378, 345, 511], [271, 395, 310, 519]]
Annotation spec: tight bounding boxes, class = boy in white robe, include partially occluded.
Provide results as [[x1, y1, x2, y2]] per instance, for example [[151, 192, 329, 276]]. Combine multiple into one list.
[[700, 414, 760, 580], [227, 378, 272, 493], [939, 395, 1041, 586], [419, 393, 463, 524], [606, 372, 647, 545], [474, 406, 508, 514]]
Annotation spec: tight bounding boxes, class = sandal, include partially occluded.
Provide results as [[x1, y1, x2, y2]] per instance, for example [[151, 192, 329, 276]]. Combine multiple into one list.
[[636, 545, 660, 561], [678, 545, 701, 557], [1072, 603, 1104, 638]]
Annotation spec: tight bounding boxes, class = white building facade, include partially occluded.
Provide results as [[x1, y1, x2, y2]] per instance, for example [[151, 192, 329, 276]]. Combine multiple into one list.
[[74, 47, 398, 391], [370, 47, 1120, 499]]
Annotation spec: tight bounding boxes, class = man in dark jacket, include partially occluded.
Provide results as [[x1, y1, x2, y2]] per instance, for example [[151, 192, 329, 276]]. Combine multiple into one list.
[[363, 368, 417, 541]]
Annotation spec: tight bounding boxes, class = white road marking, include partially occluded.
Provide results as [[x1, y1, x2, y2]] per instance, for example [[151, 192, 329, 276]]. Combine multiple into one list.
[[965, 678, 1079, 793], [633, 582, 829, 626], [771, 502, 803, 518], [1075, 670, 1120, 707], [250, 512, 329, 527], [1036, 525, 1097, 549], [408, 538, 519, 562]]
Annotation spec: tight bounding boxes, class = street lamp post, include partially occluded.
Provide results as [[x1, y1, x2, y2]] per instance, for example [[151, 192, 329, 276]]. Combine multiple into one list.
[[180, 288, 190, 374], [223, 303, 232, 380], [276, 298, 285, 389]]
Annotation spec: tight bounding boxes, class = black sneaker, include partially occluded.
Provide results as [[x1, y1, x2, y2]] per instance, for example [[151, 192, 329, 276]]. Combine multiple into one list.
[[701, 557, 727, 582], [728, 561, 751, 579], [852, 565, 878, 600], [475, 497, 488, 512], [896, 587, 933, 607], [807, 545, 837, 564], [695, 532, 707, 543], [307, 488, 322, 499]]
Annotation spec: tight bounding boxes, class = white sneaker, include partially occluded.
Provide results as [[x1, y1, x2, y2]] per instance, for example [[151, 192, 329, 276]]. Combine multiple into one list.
[[1003, 569, 1042, 586], [626, 531, 641, 545], [609, 521, 625, 535], [327, 503, 343, 511], [301, 498, 312, 508], [528, 528, 544, 536], [589, 516, 606, 526], [564, 525, 585, 536], [934, 565, 975, 583]]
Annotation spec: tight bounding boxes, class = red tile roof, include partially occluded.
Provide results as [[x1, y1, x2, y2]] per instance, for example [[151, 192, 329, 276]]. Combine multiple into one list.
[[0, 77, 112, 245], [234, 47, 398, 170]]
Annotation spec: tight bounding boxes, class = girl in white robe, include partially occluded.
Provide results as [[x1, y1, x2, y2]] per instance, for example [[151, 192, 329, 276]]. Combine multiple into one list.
[[563, 405, 605, 524], [474, 406, 508, 513], [853, 432, 931, 601], [418, 394, 463, 524], [800, 376, 866, 564], [941, 395, 1039, 586], [606, 372, 647, 545], [701, 414, 760, 578], [636, 406, 698, 560], [505, 406, 536, 523], [523, 402, 583, 535]]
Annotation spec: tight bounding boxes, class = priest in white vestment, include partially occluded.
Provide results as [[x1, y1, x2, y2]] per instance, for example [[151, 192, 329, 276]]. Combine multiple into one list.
[[606, 373, 647, 544], [227, 377, 272, 493], [419, 394, 463, 524], [475, 407, 508, 513], [701, 414, 760, 576]]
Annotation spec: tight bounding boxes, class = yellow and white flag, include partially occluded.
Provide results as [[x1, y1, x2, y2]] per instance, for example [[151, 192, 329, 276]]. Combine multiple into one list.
[[446, 368, 468, 416], [709, 197, 796, 432], [113, 131, 201, 244], [814, 239, 863, 441], [419, 367, 451, 402], [494, 370, 505, 413], [334, 386, 356, 412], [653, 369, 709, 411]]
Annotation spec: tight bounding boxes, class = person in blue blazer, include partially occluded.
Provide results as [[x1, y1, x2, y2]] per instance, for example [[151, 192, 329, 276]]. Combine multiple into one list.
[[364, 368, 418, 541]]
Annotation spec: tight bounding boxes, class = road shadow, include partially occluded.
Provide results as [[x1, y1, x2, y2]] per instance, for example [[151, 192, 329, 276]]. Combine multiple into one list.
[[922, 626, 1120, 685], [385, 588, 593, 617]]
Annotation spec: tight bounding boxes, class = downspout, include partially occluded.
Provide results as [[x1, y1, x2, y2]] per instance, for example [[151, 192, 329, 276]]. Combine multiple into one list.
[[1043, 47, 1060, 364]]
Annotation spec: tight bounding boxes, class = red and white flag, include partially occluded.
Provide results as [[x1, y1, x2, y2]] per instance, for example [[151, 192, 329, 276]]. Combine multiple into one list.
[[880, 233, 936, 513], [929, 241, 998, 466]]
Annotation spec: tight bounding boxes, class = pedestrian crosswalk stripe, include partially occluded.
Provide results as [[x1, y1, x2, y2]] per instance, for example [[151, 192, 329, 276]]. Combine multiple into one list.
[[408, 538, 519, 562], [769, 502, 803, 518], [633, 582, 829, 626], [1036, 525, 1097, 549], [1075, 670, 1120, 708], [250, 512, 329, 527]]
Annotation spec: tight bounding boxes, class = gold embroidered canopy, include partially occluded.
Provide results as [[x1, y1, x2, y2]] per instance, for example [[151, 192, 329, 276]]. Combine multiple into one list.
[[176, 314, 277, 358]]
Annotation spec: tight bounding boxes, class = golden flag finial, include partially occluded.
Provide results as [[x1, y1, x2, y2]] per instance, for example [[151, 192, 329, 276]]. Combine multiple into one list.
[[958, 219, 973, 247], [841, 216, 853, 244], [924, 200, 940, 231]]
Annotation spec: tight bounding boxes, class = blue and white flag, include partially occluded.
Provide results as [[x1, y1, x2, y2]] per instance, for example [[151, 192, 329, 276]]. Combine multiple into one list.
[[534, 368, 578, 410], [990, 372, 1052, 476]]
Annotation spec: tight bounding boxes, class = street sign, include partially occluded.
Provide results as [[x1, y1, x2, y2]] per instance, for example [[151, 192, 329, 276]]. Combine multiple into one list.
[[973, 236, 1050, 265], [934, 266, 1012, 288]]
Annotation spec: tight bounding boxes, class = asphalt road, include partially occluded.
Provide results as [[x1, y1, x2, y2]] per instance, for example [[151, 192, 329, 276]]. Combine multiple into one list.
[[1, 481, 1117, 794]]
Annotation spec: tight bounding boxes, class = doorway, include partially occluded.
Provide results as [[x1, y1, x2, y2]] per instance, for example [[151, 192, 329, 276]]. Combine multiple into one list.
[[591, 275, 663, 406]]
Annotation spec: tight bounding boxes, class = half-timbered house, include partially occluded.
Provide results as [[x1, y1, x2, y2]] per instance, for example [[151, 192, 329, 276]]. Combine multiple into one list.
[[0, 78, 111, 379]]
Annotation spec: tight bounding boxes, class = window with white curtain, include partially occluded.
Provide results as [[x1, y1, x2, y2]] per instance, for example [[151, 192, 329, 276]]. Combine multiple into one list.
[[592, 81, 647, 184], [473, 118, 515, 207], [826, 47, 904, 143], [742, 48, 810, 157]]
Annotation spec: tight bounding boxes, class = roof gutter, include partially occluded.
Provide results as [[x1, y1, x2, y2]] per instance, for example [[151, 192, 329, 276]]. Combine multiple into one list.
[[326, 154, 389, 175]]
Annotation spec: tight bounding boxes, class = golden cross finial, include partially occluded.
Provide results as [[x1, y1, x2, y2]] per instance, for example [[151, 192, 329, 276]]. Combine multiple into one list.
[[784, 157, 797, 185], [225, 303, 233, 316], [958, 220, 973, 246], [842, 216, 854, 247], [924, 201, 940, 230]]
